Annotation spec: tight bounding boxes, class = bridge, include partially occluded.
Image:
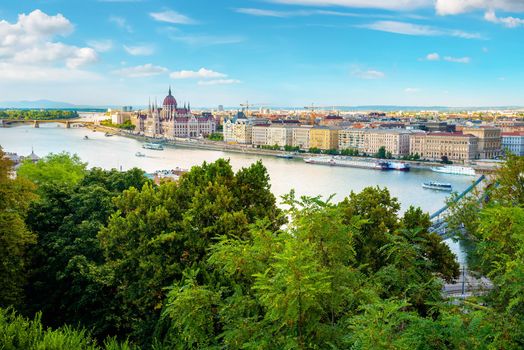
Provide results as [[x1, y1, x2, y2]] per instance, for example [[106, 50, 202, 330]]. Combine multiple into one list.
[[426, 175, 493, 298], [0, 119, 94, 128]]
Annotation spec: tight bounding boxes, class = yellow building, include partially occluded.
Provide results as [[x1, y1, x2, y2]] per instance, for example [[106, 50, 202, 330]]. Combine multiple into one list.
[[309, 127, 339, 150]]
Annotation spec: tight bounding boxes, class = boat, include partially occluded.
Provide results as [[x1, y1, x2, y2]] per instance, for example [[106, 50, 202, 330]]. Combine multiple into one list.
[[135, 152, 146, 157], [276, 153, 294, 159], [389, 161, 410, 171], [143, 142, 164, 150], [431, 165, 475, 176], [83, 135, 89, 140], [422, 182, 453, 191], [304, 156, 390, 170], [104, 132, 114, 137]]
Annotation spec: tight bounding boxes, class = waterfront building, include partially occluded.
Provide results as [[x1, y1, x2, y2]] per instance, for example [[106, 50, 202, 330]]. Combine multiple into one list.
[[309, 126, 339, 150], [292, 125, 313, 150], [363, 129, 411, 157], [461, 127, 502, 159], [338, 128, 366, 152], [409, 132, 478, 162], [251, 125, 271, 146], [223, 111, 252, 144], [139, 87, 216, 139], [502, 132, 524, 156], [268, 125, 293, 147]]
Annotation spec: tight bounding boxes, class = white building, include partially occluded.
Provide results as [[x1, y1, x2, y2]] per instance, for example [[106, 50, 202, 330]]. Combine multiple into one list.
[[268, 125, 293, 147], [502, 132, 524, 156], [292, 125, 313, 150], [223, 112, 253, 144]]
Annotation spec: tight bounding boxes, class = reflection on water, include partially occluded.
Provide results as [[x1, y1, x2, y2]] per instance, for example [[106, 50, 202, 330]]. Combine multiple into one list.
[[0, 123, 473, 263]]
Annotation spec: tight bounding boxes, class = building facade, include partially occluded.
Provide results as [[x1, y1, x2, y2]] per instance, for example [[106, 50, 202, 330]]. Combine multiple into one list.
[[502, 132, 524, 156], [223, 112, 252, 144], [309, 127, 339, 150], [338, 128, 366, 152], [292, 126, 313, 150], [363, 129, 411, 157], [138, 87, 216, 138], [409, 132, 478, 162], [461, 127, 502, 159]]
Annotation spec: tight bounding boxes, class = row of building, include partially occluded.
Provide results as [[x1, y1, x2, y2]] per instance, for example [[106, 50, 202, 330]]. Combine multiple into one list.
[[224, 114, 514, 161]]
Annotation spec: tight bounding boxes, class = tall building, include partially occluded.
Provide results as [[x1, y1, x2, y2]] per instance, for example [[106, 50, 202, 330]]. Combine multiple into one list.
[[338, 129, 366, 152], [363, 129, 411, 157], [138, 87, 216, 138], [502, 132, 524, 156], [223, 111, 253, 144], [461, 127, 502, 159], [292, 125, 313, 150], [309, 127, 339, 150], [410, 132, 478, 162]]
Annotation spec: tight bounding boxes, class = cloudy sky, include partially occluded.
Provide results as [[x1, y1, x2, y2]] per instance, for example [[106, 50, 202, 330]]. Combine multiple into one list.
[[0, 0, 523, 107]]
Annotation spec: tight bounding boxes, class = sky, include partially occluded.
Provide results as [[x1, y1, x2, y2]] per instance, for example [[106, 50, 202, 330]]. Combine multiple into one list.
[[0, 0, 523, 108]]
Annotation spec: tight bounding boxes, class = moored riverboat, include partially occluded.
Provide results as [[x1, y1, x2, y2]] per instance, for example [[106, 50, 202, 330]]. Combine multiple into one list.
[[431, 165, 475, 176], [422, 181, 453, 191], [304, 156, 390, 170], [143, 143, 164, 150]]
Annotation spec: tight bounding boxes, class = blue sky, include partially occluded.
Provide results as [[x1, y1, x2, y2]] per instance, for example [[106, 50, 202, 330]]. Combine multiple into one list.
[[0, 0, 523, 107]]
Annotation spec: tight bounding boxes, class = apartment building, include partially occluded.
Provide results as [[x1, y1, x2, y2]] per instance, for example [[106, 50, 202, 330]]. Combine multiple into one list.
[[461, 127, 502, 159], [223, 113, 252, 144], [338, 128, 366, 152], [292, 125, 313, 150], [502, 132, 524, 156], [268, 125, 293, 147], [251, 125, 271, 146], [410, 132, 478, 162], [363, 129, 411, 157], [309, 127, 339, 150]]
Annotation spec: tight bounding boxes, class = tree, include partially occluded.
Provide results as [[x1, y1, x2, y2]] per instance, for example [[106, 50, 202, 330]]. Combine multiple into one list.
[[18, 152, 87, 188], [0, 149, 37, 308], [375, 146, 387, 159]]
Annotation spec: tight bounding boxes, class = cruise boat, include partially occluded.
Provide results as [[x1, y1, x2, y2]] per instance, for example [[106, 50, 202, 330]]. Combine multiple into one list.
[[431, 165, 475, 176], [143, 143, 164, 150], [304, 156, 390, 170], [135, 152, 146, 157], [83, 135, 89, 140], [104, 132, 114, 137], [422, 182, 453, 191], [389, 161, 410, 172]]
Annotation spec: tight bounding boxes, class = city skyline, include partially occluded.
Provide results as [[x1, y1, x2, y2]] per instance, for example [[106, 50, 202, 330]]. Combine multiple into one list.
[[1, 0, 523, 107]]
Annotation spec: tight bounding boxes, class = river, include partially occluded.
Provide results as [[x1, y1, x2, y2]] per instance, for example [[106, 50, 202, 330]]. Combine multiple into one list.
[[1, 123, 473, 262]]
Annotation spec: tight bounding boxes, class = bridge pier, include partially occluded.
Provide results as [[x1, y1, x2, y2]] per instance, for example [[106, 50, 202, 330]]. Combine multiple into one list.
[[33, 121, 40, 128], [65, 121, 71, 128], [0, 119, 4, 127]]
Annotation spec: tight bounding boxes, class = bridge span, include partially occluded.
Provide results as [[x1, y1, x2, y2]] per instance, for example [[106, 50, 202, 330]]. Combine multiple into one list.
[[0, 119, 94, 128]]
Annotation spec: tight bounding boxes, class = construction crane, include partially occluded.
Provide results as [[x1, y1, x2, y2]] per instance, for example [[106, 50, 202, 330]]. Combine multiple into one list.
[[303, 103, 339, 124], [240, 101, 271, 117]]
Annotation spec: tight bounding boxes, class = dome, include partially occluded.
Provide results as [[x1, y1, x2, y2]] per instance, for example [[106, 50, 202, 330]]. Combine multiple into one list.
[[163, 87, 177, 107]]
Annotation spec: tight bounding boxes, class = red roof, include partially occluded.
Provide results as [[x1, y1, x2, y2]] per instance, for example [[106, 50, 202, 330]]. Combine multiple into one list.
[[502, 132, 524, 136], [425, 132, 474, 137]]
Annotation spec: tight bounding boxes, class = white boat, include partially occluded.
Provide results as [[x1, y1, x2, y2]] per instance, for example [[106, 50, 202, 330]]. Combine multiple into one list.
[[276, 153, 294, 159], [143, 143, 164, 150], [304, 156, 390, 170], [422, 182, 453, 191], [135, 152, 146, 157], [431, 165, 475, 176]]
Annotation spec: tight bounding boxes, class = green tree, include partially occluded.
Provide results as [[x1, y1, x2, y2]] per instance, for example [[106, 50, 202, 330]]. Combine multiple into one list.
[[18, 152, 87, 188], [375, 146, 387, 159], [0, 149, 37, 308]]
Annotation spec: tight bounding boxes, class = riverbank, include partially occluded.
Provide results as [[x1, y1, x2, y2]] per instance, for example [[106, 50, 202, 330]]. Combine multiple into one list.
[[87, 124, 500, 174]]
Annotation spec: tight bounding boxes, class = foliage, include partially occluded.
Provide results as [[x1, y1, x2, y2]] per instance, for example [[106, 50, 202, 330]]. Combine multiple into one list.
[[206, 132, 223, 141], [17, 152, 87, 188], [0, 149, 37, 308], [308, 147, 321, 154], [375, 146, 387, 159], [340, 148, 359, 156], [0, 308, 134, 350], [0, 109, 78, 120], [100, 119, 135, 130]]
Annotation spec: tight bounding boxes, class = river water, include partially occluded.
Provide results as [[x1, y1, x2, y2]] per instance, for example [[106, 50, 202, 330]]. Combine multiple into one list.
[[1, 123, 472, 262]]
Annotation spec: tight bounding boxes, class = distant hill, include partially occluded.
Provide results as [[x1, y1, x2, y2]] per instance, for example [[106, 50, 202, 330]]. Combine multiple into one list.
[[0, 100, 118, 110]]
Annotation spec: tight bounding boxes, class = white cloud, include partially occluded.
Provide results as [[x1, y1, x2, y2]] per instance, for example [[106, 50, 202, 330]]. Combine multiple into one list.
[[123, 44, 154, 56], [87, 39, 113, 52], [484, 9, 524, 28], [234, 8, 359, 18], [109, 16, 132, 32], [271, 0, 431, 11], [0, 63, 100, 82], [435, 0, 524, 15], [198, 79, 241, 85], [360, 21, 482, 39], [426, 52, 440, 60], [352, 68, 385, 79], [170, 68, 227, 79], [0, 9, 98, 81], [444, 56, 471, 63], [404, 87, 420, 93], [113, 64, 168, 78], [150, 10, 194, 24]]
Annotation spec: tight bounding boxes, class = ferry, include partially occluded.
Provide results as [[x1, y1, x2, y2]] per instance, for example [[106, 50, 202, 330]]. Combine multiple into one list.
[[431, 165, 475, 176], [104, 132, 114, 137], [135, 152, 146, 157], [422, 182, 453, 191], [143, 143, 164, 151], [304, 156, 390, 170], [276, 153, 294, 159]]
